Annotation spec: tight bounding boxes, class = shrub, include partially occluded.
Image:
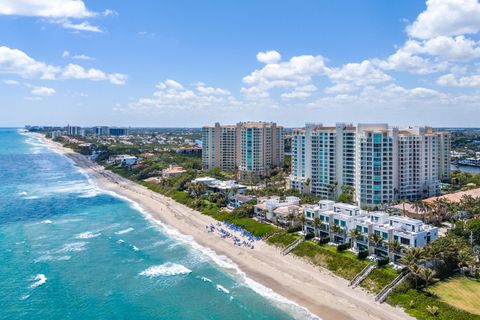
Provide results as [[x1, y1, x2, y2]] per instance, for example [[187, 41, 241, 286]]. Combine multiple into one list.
[[318, 237, 330, 245], [377, 258, 389, 266], [287, 225, 302, 233], [358, 250, 369, 259], [305, 233, 315, 240], [337, 243, 349, 252]]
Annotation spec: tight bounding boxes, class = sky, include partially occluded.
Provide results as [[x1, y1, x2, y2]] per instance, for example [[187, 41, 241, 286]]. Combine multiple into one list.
[[1, 0, 480, 127]]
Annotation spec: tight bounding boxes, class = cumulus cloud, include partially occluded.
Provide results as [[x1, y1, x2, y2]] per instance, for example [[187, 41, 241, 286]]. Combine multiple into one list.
[[0, 46, 59, 79], [327, 60, 391, 91], [0, 46, 126, 85], [407, 0, 480, 39], [242, 54, 328, 98], [62, 64, 127, 85], [0, 0, 94, 18], [132, 80, 238, 111], [0, 0, 114, 32], [256, 50, 282, 64], [31, 86, 55, 96], [437, 73, 480, 87]]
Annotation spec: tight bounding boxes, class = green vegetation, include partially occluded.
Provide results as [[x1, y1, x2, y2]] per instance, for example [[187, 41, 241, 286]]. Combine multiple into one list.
[[428, 276, 480, 316], [267, 232, 299, 247], [360, 266, 399, 293], [292, 240, 368, 280], [388, 284, 480, 320]]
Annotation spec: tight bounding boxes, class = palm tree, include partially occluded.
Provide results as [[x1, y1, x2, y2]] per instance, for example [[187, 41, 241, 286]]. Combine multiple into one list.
[[419, 267, 436, 288], [297, 213, 306, 234], [287, 213, 295, 227], [457, 250, 473, 275], [401, 247, 424, 267], [313, 217, 321, 238], [369, 233, 384, 255], [330, 224, 343, 242], [348, 228, 361, 250], [409, 264, 422, 290], [426, 245, 444, 271], [389, 239, 402, 261]]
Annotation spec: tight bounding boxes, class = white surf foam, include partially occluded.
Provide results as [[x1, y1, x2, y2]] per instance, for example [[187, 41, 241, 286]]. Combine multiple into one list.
[[18, 191, 28, 196], [75, 231, 101, 239], [216, 284, 230, 294], [139, 263, 192, 278], [29, 274, 47, 288], [200, 276, 212, 283], [115, 227, 134, 235], [34, 255, 71, 263], [41, 220, 53, 224], [56, 241, 87, 253]]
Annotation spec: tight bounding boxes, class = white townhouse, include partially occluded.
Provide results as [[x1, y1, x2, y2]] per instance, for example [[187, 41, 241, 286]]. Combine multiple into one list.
[[303, 200, 438, 260]]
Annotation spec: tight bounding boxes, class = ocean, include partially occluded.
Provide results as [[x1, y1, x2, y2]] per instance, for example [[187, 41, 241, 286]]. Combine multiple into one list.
[[0, 129, 314, 320]]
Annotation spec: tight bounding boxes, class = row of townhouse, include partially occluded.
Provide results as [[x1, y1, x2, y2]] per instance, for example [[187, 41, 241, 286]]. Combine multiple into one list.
[[290, 123, 451, 207], [303, 200, 438, 261]]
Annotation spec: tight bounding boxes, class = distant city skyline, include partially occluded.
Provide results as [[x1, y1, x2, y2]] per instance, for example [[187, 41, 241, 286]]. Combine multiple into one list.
[[2, 0, 480, 127]]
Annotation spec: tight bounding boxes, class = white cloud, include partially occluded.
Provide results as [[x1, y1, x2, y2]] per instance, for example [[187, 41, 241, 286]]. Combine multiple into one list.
[[132, 80, 239, 112], [0, 46, 126, 85], [242, 54, 328, 98], [407, 0, 480, 39], [2, 79, 19, 85], [31, 86, 55, 96], [0, 0, 94, 18], [0, 46, 59, 79], [62, 64, 127, 85], [327, 60, 391, 89], [256, 50, 282, 64], [195, 82, 230, 95], [62, 50, 70, 58], [281, 84, 317, 99], [437, 73, 480, 87], [59, 20, 102, 33], [72, 54, 95, 61]]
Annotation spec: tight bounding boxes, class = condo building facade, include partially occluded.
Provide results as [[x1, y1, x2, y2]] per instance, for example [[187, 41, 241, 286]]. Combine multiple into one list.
[[202, 122, 284, 178], [290, 123, 451, 206]]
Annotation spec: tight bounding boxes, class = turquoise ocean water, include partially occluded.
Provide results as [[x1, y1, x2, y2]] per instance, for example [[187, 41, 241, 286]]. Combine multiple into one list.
[[0, 129, 316, 320]]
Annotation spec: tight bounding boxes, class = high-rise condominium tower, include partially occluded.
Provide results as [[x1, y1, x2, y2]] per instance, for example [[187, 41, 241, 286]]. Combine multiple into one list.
[[202, 122, 284, 178], [290, 123, 451, 206]]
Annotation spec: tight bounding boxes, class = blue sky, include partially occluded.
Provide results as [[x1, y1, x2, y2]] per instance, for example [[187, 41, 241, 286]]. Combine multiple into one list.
[[1, 0, 480, 127]]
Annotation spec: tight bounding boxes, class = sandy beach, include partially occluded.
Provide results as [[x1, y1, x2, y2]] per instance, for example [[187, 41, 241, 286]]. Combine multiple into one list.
[[37, 134, 412, 320]]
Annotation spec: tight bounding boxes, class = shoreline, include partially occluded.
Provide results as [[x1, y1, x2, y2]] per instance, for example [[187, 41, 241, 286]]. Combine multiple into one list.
[[33, 133, 413, 320]]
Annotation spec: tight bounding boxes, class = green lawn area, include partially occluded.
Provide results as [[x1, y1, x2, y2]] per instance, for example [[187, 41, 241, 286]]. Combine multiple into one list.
[[428, 276, 480, 316], [388, 285, 480, 320]]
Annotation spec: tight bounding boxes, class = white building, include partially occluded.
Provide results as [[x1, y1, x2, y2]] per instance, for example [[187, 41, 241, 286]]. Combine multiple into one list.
[[290, 123, 451, 206], [202, 122, 284, 178], [303, 200, 438, 260], [192, 177, 247, 194], [254, 196, 301, 224]]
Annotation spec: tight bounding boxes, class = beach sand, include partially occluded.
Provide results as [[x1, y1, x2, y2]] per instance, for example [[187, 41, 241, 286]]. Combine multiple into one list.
[[37, 134, 413, 320]]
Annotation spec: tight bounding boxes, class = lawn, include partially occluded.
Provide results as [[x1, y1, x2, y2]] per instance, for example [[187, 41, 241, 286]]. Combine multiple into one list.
[[428, 276, 480, 316]]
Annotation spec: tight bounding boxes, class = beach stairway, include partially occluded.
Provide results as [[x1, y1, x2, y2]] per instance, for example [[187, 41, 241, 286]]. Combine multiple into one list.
[[282, 237, 305, 256], [375, 270, 409, 303], [349, 263, 377, 288]]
